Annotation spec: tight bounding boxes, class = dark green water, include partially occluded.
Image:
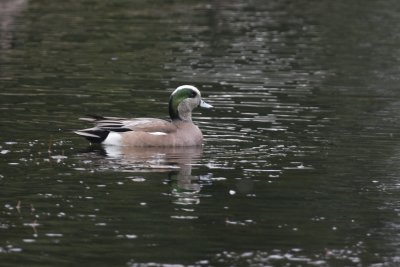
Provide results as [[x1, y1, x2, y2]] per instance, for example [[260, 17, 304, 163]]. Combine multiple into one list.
[[1, 0, 400, 266]]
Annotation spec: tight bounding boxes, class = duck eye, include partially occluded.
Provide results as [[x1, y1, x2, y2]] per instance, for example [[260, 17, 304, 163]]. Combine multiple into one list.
[[189, 91, 197, 98]]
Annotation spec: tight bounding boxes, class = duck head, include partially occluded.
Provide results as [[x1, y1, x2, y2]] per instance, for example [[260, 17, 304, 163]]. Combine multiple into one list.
[[169, 85, 213, 121]]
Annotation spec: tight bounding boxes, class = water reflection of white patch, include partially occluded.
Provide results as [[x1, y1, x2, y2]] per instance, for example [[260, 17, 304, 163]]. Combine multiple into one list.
[[103, 145, 123, 159], [0, 0, 28, 49], [102, 145, 202, 171]]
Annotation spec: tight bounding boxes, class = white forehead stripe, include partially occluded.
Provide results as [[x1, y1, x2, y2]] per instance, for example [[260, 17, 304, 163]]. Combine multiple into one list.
[[172, 85, 201, 96]]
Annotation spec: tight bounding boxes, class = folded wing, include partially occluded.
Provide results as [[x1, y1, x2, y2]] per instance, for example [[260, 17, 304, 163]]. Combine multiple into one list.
[[75, 115, 177, 143]]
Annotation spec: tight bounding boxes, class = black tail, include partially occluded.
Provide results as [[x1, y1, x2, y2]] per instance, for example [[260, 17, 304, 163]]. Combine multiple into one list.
[[75, 115, 131, 144]]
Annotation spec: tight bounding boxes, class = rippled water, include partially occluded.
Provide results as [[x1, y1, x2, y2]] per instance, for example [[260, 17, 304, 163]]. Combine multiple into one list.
[[1, 0, 400, 266]]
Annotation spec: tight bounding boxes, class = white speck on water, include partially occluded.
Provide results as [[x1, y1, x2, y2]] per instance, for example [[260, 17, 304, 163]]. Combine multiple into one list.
[[171, 215, 198, 220], [5, 142, 17, 145], [129, 177, 146, 182], [241, 252, 254, 257], [211, 177, 227, 181], [8, 247, 22, 253], [0, 150, 10, 155], [23, 221, 40, 227], [229, 190, 236, 195], [51, 155, 68, 160], [45, 233, 63, 237], [125, 234, 137, 239], [268, 254, 285, 260]]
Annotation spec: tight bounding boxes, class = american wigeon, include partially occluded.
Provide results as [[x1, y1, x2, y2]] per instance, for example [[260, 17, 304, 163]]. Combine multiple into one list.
[[75, 85, 213, 147]]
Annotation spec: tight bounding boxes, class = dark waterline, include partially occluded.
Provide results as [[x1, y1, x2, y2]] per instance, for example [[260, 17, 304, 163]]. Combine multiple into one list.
[[1, 0, 400, 266]]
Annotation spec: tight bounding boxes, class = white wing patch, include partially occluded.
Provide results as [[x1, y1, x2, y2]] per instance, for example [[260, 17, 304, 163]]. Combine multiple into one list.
[[149, 132, 168, 136]]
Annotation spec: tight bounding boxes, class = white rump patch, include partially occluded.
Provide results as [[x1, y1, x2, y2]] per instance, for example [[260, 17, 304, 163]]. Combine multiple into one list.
[[149, 132, 168, 136], [103, 132, 122, 146]]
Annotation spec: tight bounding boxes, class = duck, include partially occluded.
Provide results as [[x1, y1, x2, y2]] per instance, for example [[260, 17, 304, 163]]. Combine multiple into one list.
[[74, 85, 213, 147]]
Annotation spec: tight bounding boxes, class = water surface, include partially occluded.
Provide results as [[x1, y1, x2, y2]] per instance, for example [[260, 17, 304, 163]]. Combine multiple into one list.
[[1, 0, 400, 266]]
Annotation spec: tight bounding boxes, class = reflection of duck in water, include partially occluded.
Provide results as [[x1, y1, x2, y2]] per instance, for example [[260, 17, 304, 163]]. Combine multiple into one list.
[[103, 145, 202, 173], [102, 145, 204, 204], [75, 85, 212, 147]]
